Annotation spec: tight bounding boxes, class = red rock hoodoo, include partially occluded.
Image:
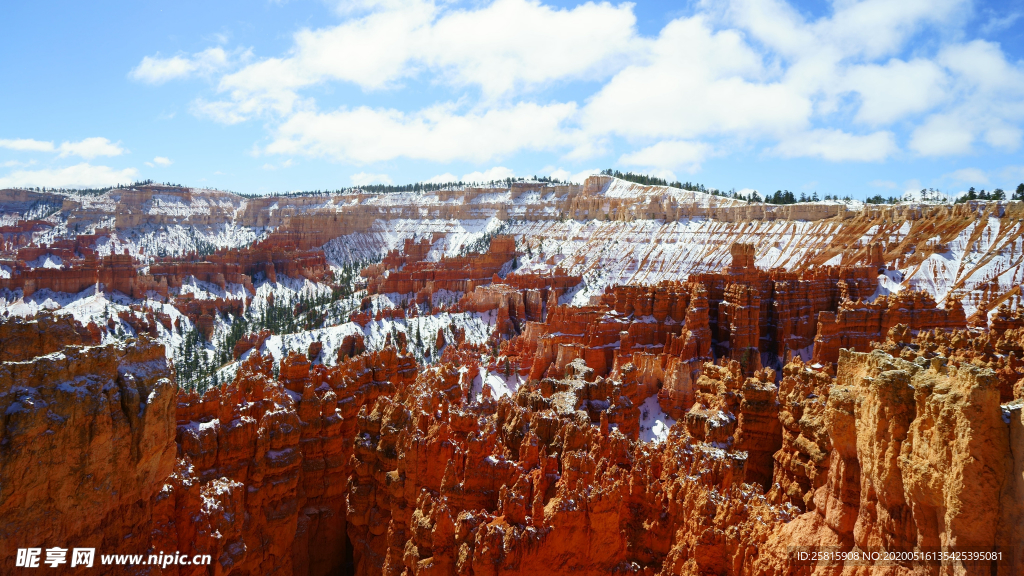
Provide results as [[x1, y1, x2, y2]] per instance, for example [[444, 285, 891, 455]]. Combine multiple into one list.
[[3, 180, 1024, 575]]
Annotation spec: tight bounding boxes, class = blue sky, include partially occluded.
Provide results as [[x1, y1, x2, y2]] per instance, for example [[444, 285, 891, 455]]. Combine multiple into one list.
[[2, 0, 1023, 198]]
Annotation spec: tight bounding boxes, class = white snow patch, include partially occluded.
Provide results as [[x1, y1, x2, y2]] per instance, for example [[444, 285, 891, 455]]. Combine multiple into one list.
[[638, 393, 675, 443], [25, 254, 64, 269]]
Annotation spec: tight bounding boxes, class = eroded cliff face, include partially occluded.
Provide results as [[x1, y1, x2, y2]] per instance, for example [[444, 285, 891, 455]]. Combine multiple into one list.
[[0, 316, 418, 575], [755, 349, 1023, 576], [4, 310, 1021, 575], [0, 313, 100, 361], [156, 346, 415, 576], [0, 334, 176, 573], [7, 176, 1024, 318], [4, 180, 1024, 575], [327, 331, 1024, 576], [343, 359, 787, 576]]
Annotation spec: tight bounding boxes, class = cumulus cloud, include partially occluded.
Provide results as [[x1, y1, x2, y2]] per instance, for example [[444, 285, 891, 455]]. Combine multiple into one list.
[[582, 16, 809, 141], [132, 0, 1024, 172], [424, 172, 459, 184], [57, 137, 125, 159], [264, 102, 582, 163], [773, 129, 898, 161], [908, 40, 1024, 156], [0, 163, 138, 189], [909, 114, 975, 156], [130, 47, 238, 84], [724, 0, 968, 62], [842, 59, 948, 125], [1, 160, 34, 168], [980, 11, 1022, 35], [351, 172, 393, 185], [618, 140, 714, 173], [145, 156, 173, 167], [1, 137, 125, 159], [0, 138, 55, 152], [461, 166, 515, 183], [205, 0, 638, 122], [583, 0, 1021, 160], [567, 168, 602, 183]]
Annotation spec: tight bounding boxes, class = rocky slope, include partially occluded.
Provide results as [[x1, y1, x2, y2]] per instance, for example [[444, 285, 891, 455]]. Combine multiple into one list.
[[5, 176, 1024, 319], [3, 314, 1020, 575], [0, 331, 176, 573], [1, 178, 1023, 575]]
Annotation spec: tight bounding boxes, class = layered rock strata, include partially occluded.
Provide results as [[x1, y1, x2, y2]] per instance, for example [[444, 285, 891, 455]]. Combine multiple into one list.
[[2, 310, 1023, 575], [811, 291, 967, 365], [0, 335, 177, 573]]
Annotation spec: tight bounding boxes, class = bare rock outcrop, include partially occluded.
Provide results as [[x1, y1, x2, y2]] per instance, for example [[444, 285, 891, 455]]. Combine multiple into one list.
[[0, 312, 100, 361], [756, 349, 1023, 575], [0, 335, 176, 573]]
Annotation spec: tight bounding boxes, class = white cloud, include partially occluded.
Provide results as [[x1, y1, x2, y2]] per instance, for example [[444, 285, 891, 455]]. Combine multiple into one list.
[[546, 167, 603, 183], [773, 129, 898, 161], [1, 137, 125, 159], [548, 168, 572, 182], [647, 169, 679, 183], [0, 138, 55, 152], [424, 172, 458, 184], [264, 101, 582, 163], [261, 159, 295, 170], [351, 172, 393, 185], [944, 168, 989, 185], [332, 0, 434, 16], [135, 0, 1024, 172], [145, 156, 173, 168], [869, 179, 898, 189], [0, 163, 138, 189], [461, 166, 515, 183], [843, 59, 948, 125], [908, 40, 1024, 156], [724, 0, 967, 62], [1, 160, 36, 168], [567, 168, 602, 183], [618, 140, 713, 173], [984, 125, 1023, 149], [57, 137, 125, 159], [423, 0, 639, 97], [582, 16, 809, 141], [980, 11, 1022, 35], [130, 47, 236, 84], [909, 114, 975, 156], [208, 0, 639, 122]]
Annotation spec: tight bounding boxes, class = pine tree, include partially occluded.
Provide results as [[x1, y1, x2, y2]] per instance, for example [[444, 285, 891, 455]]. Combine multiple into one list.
[[1014, 183, 1024, 201]]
